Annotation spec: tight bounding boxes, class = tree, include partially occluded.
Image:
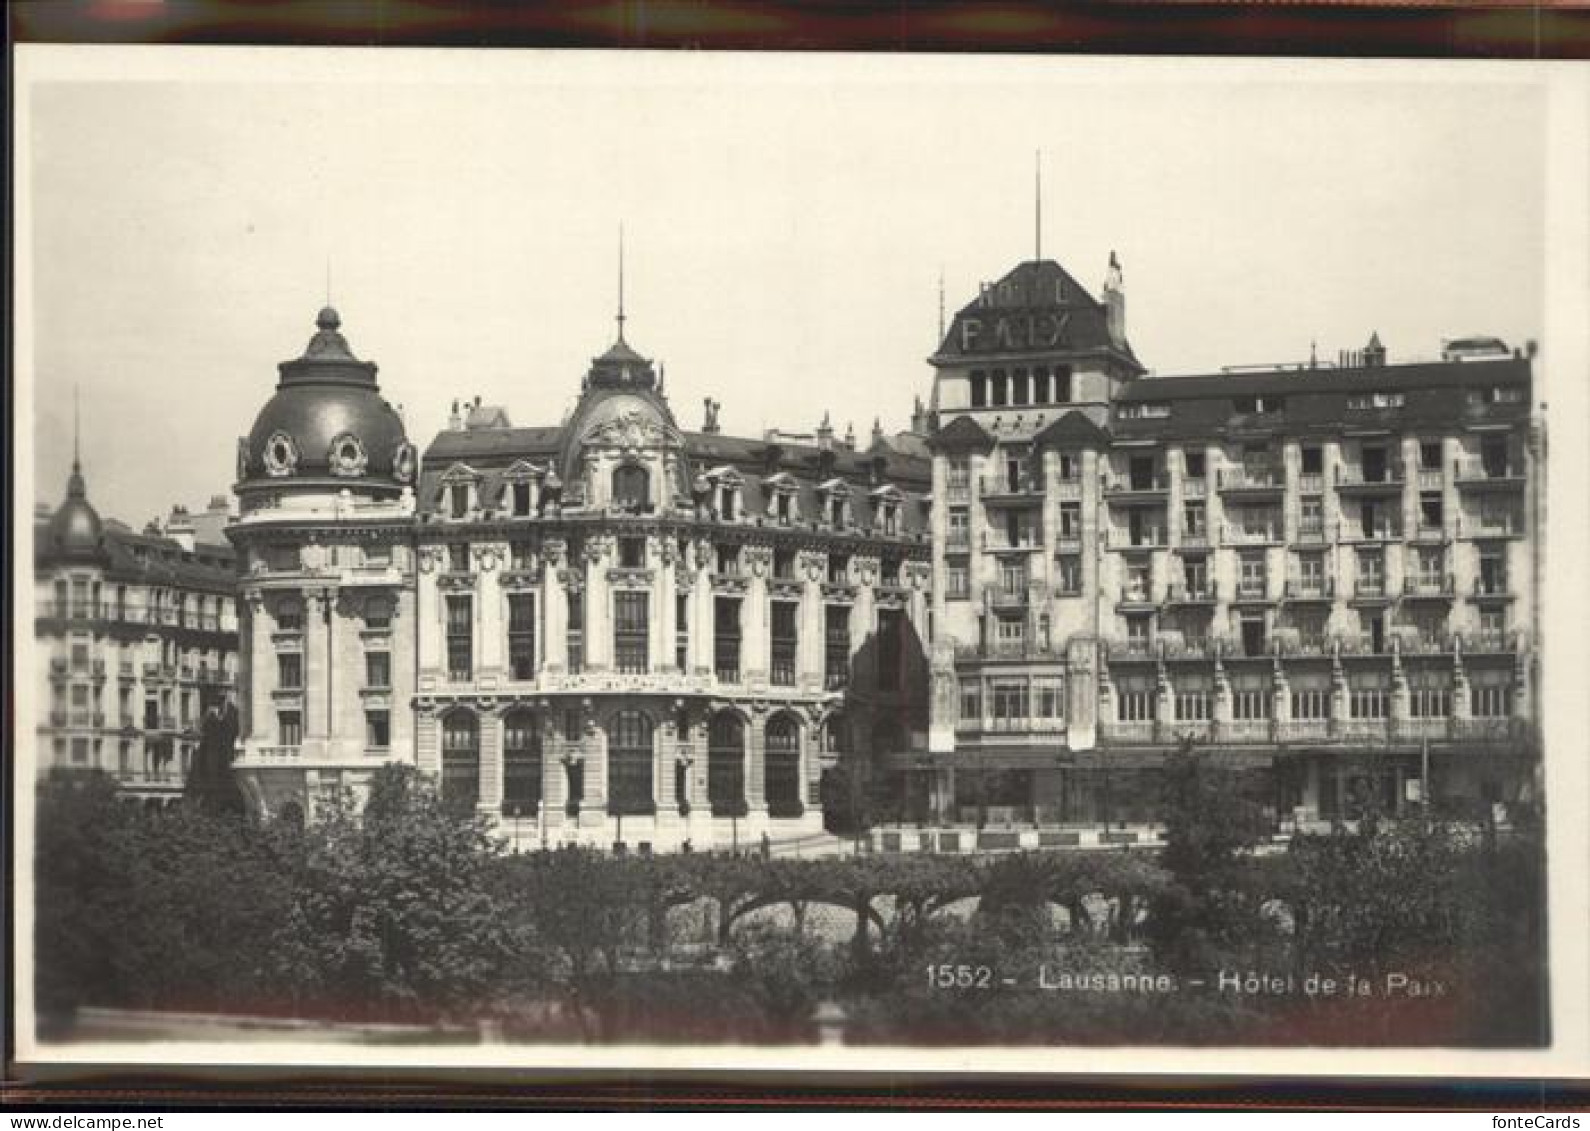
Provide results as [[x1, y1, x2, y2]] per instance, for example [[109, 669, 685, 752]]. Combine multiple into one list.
[[1148, 740, 1274, 975], [272, 764, 512, 1022]]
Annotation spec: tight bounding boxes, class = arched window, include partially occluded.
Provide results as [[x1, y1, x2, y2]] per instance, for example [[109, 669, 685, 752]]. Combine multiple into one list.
[[707, 713, 747, 817], [766, 715, 802, 817], [612, 464, 650, 512], [608, 709, 655, 815], [502, 710, 542, 816], [441, 711, 480, 811]]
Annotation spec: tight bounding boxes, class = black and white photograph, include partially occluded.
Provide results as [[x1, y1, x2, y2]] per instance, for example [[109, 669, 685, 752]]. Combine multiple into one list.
[[12, 43, 1589, 1080]]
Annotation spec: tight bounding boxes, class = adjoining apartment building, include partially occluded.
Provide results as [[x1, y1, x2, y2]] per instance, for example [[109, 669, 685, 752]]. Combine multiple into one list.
[[918, 253, 1540, 844], [34, 456, 241, 806], [227, 303, 931, 851]]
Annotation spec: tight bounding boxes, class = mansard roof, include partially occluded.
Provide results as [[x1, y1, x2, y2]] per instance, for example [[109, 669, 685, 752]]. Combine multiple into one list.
[[933, 258, 1137, 368]]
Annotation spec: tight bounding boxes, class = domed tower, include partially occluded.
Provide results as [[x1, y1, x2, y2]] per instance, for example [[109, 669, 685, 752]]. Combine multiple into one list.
[[46, 453, 108, 565], [228, 306, 420, 820]]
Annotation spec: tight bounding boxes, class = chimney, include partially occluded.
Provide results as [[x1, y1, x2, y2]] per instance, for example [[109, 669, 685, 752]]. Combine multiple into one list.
[[817, 411, 834, 451], [1364, 332, 1386, 368], [910, 395, 928, 435], [871, 417, 885, 447], [448, 399, 463, 431], [1103, 252, 1127, 350], [843, 422, 856, 450]]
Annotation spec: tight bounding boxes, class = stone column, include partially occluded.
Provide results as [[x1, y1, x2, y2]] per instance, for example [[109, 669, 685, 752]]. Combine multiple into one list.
[[693, 556, 715, 676], [652, 536, 673, 673], [743, 545, 771, 687], [479, 706, 503, 814], [584, 538, 612, 673], [850, 556, 879, 689], [416, 547, 442, 676], [747, 709, 768, 819], [476, 543, 505, 680], [541, 540, 568, 673], [798, 552, 825, 693], [541, 711, 565, 834], [414, 701, 440, 779], [303, 589, 331, 750]]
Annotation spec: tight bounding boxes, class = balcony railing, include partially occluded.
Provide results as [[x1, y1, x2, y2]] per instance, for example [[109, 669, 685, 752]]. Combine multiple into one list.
[[1163, 581, 1218, 604], [1103, 639, 1157, 661], [715, 664, 741, 684], [1345, 525, 1403, 543], [1232, 579, 1271, 601], [1271, 635, 1332, 657], [1293, 521, 1331, 545], [1160, 637, 1228, 660], [1118, 584, 1157, 606], [1296, 472, 1324, 495], [987, 584, 1033, 609], [1221, 524, 1281, 545], [979, 476, 1043, 499], [1460, 630, 1520, 654], [1472, 576, 1512, 598], [1217, 468, 1283, 492], [1104, 473, 1170, 496], [1051, 479, 1083, 500], [945, 529, 972, 551], [49, 656, 69, 674], [1177, 529, 1210, 549], [1107, 528, 1168, 549], [1334, 633, 1393, 656], [943, 483, 972, 504], [1454, 459, 1525, 484], [954, 640, 1065, 661], [1335, 466, 1406, 489], [982, 533, 1042, 553], [1402, 574, 1456, 597], [1282, 577, 1334, 601], [255, 746, 302, 761], [1100, 720, 1157, 742], [1416, 469, 1444, 490], [1350, 579, 1389, 600], [1181, 477, 1208, 499]]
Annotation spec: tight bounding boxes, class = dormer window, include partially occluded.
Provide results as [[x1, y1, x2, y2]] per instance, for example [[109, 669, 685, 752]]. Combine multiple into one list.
[[1117, 402, 1171, 420], [511, 481, 532, 517], [716, 545, 740, 576], [618, 537, 646, 569], [613, 463, 650, 512], [449, 484, 470, 519], [1234, 395, 1284, 415], [1347, 392, 1405, 410], [829, 553, 850, 585], [447, 543, 470, 574]]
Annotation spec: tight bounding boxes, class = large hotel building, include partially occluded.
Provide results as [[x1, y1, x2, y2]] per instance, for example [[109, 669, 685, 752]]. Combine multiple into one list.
[[227, 304, 930, 850], [919, 255, 1540, 845], [211, 245, 1541, 851]]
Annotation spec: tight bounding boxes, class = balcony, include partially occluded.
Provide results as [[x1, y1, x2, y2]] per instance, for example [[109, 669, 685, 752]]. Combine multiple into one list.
[[1409, 523, 1447, 544], [1107, 528, 1168, 550], [978, 476, 1044, 504], [1104, 473, 1170, 500], [1221, 719, 1275, 744], [1472, 576, 1512, 600], [954, 640, 1065, 662], [1348, 579, 1391, 603], [1103, 638, 1157, 662], [1052, 533, 1084, 555], [118, 660, 135, 677], [986, 584, 1033, 611], [945, 529, 972, 552], [1460, 630, 1520, 655], [1272, 635, 1332, 658], [1416, 469, 1444, 491], [159, 714, 178, 731], [1293, 521, 1332, 546], [1450, 717, 1527, 742], [49, 656, 69, 674], [982, 533, 1042, 554], [1051, 478, 1083, 500], [1457, 515, 1524, 540], [1161, 637, 1228, 660], [715, 664, 741, 685], [1117, 583, 1157, 610], [1402, 574, 1456, 600], [1334, 466, 1406, 494], [1221, 524, 1281, 546], [1181, 477, 1208, 499], [1163, 581, 1218, 606], [1216, 468, 1284, 497], [943, 483, 972, 504], [1334, 633, 1393, 657], [1101, 720, 1157, 743], [824, 671, 849, 691], [143, 662, 166, 679], [254, 746, 302, 761], [49, 709, 67, 726], [1231, 579, 1272, 603], [1454, 459, 1526, 489], [1276, 718, 1331, 742], [963, 716, 1067, 735], [1281, 577, 1334, 603], [1296, 472, 1325, 495], [1397, 632, 1459, 656], [1342, 524, 1403, 544], [1176, 529, 1210, 550]]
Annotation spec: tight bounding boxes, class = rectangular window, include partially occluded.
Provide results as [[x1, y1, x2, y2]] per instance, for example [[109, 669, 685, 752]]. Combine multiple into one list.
[[828, 553, 850, 585], [824, 605, 850, 689], [991, 680, 1030, 723], [675, 593, 690, 672], [1472, 684, 1512, 718], [1420, 491, 1443, 530], [446, 595, 473, 680], [946, 506, 971, 548], [945, 563, 970, 600], [1183, 501, 1207, 539], [1238, 552, 1266, 599], [566, 589, 584, 675], [1291, 689, 1330, 720], [365, 651, 391, 689], [614, 592, 649, 674], [1350, 688, 1389, 719], [715, 596, 742, 682], [995, 616, 1025, 646], [1298, 497, 1324, 539], [1420, 440, 1443, 470], [1059, 453, 1080, 481], [1296, 552, 1325, 594], [877, 608, 904, 690], [770, 601, 798, 687], [716, 545, 740, 576], [1184, 450, 1206, 479], [946, 458, 971, 489], [1058, 502, 1081, 539], [1232, 690, 1272, 721], [1117, 690, 1156, 722], [277, 653, 302, 690], [1356, 549, 1385, 596], [508, 593, 536, 680], [1035, 677, 1065, 720], [366, 709, 391, 749], [278, 711, 302, 747], [449, 484, 469, 519], [959, 680, 982, 722], [1300, 446, 1323, 475], [1182, 556, 1208, 597], [1409, 688, 1452, 719], [1056, 554, 1082, 595], [275, 602, 303, 632], [511, 481, 532, 516], [1175, 691, 1211, 721], [448, 543, 470, 573]]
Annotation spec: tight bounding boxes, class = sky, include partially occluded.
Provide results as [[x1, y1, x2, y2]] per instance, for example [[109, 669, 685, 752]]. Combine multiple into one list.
[[20, 49, 1555, 529]]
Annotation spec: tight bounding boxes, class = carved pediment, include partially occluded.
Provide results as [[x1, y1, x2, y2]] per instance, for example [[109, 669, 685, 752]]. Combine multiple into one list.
[[438, 462, 483, 485], [586, 409, 680, 452]]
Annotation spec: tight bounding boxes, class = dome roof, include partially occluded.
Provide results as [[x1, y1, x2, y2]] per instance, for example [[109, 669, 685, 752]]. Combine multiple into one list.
[[238, 307, 414, 488], [47, 461, 106, 562]]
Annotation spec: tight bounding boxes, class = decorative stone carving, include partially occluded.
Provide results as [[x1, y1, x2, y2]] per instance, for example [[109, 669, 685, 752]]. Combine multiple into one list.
[[743, 545, 772, 578], [800, 551, 828, 583], [541, 537, 567, 568], [262, 431, 299, 478], [328, 433, 369, 477], [236, 436, 250, 481], [587, 408, 678, 452]]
